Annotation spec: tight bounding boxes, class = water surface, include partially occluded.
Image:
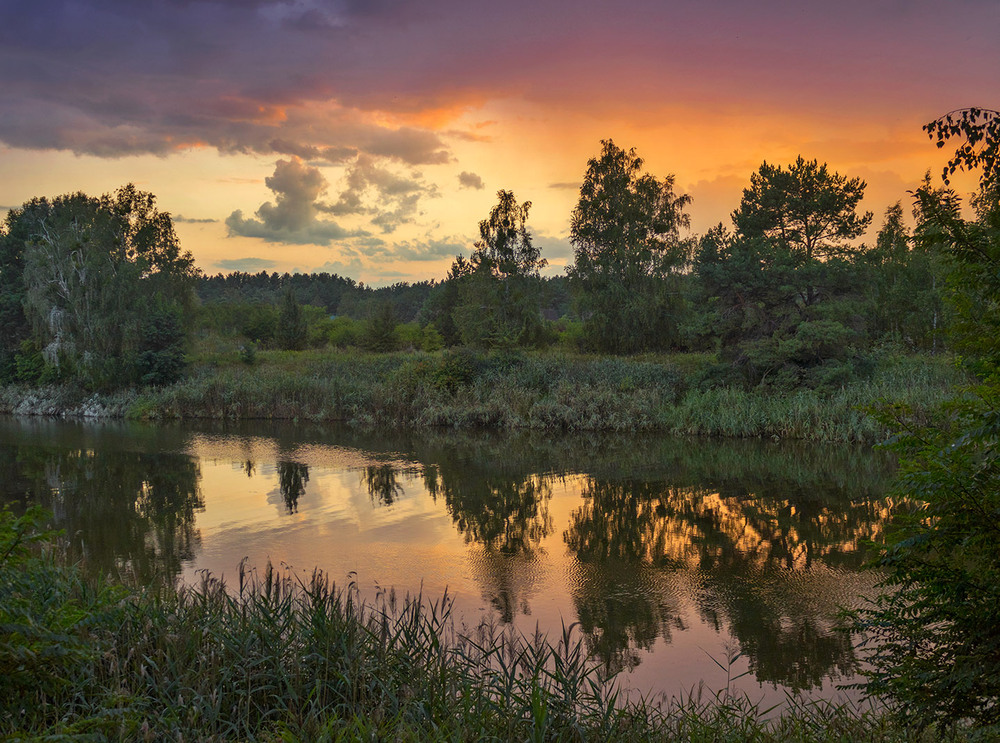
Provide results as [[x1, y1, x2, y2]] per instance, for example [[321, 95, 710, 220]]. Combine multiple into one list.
[[0, 416, 896, 703]]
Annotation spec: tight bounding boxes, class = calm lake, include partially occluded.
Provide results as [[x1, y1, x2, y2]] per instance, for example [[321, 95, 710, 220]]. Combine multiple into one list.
[[0, 416, 896, 705]]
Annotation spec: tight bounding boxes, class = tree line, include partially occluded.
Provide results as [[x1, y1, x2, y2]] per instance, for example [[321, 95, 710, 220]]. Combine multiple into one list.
[[0, 121, 975, 392], [196, 139, 948, 389]]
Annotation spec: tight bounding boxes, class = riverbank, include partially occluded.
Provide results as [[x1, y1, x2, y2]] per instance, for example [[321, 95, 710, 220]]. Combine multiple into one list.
[[0, 506, 966, 742], [0, 349, 963, 443]]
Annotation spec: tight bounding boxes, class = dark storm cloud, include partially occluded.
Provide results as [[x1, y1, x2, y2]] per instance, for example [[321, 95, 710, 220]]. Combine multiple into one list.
[[0, 0, 454, 163], [0, 0, 996, 165]]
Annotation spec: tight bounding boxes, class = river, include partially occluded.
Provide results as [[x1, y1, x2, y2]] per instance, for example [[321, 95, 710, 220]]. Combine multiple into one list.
[[0, 415, 896, 706]]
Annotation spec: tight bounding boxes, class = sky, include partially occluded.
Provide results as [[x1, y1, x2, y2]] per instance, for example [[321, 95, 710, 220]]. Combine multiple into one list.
[[0, 0, 997, 285]]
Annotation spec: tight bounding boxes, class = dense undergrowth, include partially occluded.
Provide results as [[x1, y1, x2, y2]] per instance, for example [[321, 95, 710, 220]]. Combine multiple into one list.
[[0, 349, 964, 442], [0, 506, 970, 742]]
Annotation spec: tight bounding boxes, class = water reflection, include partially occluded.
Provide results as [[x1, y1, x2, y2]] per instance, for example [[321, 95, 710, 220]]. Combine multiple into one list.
[[0, 439, 202, 583], [563, 468, 892, 690], [0, 417, 894, 695], [276, 461, 309, 513]]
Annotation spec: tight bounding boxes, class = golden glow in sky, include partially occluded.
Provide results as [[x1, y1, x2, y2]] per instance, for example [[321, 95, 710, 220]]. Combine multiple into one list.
[[0, 0, 995, 284]]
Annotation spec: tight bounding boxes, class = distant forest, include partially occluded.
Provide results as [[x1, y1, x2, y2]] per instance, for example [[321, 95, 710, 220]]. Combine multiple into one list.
[[196, 270, 574, 326]]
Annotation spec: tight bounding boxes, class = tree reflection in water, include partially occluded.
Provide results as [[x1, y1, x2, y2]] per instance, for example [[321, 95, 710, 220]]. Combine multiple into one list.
[[421, 456, 554, 622], [276, 460, 309, 512], [0, 443, 202, 585], [363, 462, 421, 507], [0, 420, 897, 693], [564, 475, 892, 690]]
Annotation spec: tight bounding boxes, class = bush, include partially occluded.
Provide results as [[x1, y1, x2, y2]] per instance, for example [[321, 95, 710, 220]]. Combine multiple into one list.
[[327, 316, 363, 348], [0, 506, 123, 726]]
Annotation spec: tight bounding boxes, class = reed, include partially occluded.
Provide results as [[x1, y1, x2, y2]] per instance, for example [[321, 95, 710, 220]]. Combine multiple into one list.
[[0, 349, 964, 442], [0, 508, 970, 742]]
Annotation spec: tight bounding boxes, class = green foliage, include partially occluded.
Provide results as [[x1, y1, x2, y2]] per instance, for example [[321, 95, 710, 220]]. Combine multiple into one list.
[[925, 107, 1000, 191], [135, 300, 187, 385], [694, 225, 868, 388], [419, 323, 445, 352], [12, 339, 53, 384], [853, 113, 1000, 735], [363, 300, 399, 352], [419, 273, 463, 346], [856, 393, 1000, 732], [0, 506, 125, 728], [238, 341, 258, 365], [0, 533, 947, 742], [276, 287, 308, 351], [451, 190, 547, 348], [695, 156, 878, 387], [733, 156, 873, 260], [0, 184, 196, 389], [569, 139, 693, 352], [861, 201, 945, 350], [326, 316, 363, 348]]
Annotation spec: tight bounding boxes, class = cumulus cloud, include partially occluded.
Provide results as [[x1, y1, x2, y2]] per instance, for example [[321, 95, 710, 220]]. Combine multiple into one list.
[[216, 257, 278, 271], [458, 171, 484, 190], [226, 158, 366, 245], [357, 236, 467, 262], [320, 154, 439, 233]]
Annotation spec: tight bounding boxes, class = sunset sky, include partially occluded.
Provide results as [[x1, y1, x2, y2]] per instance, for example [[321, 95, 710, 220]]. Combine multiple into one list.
[[0, 0, 996, 285]]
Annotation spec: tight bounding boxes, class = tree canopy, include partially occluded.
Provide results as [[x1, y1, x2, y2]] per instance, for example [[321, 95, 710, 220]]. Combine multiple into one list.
[[733, 156, 872, 260], [0, 184, 197, 387], [853, 109, 1000, 732], [450, 190, 547, 348], [568, 139, 693, 352]]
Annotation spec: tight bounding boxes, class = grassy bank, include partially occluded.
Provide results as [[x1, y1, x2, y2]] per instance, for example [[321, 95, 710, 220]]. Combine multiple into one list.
[[0, 349, 965, 442], [0, 507, 967, 742]]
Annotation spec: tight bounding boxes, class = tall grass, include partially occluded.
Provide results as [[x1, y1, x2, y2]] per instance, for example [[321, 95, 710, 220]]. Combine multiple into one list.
[[664, 354, 963, 442], [0, 349, 965, 442], [1, 511, 968, 742]]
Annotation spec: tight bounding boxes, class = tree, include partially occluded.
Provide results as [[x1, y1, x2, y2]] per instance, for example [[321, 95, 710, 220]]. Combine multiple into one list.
[[362, 300, 398, 352], [733, 156, 872, 261], [451, 190, 547, 348], [925, 107, 1000, 193], [275, 287, 307, 351], [568, 140, 693, 352], [859, 201, 945, 350], [692, 157, 877, 386], [854, 112, 1000, 732], [0, 185, 197, 388]]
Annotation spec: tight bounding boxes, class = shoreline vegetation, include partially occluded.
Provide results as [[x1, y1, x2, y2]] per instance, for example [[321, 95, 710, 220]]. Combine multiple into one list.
[[0, 508, 967, 742], [0, 349, 963, 443]]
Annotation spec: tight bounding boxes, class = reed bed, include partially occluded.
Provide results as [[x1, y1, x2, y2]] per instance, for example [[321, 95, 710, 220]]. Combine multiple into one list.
[[663, 354, 962, 442], [0, 349, 964, 442], [2, 525, 965, 743]]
